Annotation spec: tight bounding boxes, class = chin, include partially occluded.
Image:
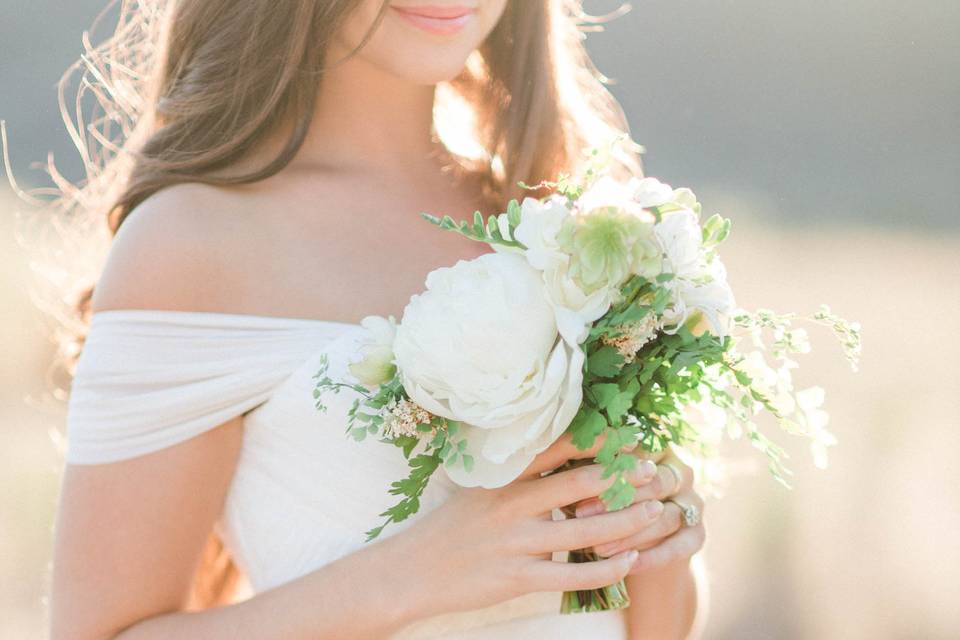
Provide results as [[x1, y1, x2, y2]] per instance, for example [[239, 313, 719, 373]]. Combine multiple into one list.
[[372, 49, 479, 86], [337, 0, 509, 85]]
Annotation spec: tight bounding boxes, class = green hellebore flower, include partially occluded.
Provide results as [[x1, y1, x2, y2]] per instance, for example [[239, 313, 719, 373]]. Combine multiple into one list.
[[557, 206, 662, 294]]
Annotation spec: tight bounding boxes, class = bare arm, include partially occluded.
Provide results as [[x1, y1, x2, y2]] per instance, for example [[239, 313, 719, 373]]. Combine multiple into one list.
[[50, 420, 433, 640], [51, 419, 407, 639], [623, 554, 705, 640], [620, 449, 707, 640]]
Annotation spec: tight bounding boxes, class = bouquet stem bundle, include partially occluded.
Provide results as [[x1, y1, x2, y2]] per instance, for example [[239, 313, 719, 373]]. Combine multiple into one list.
[[554, 459, 632, 614]]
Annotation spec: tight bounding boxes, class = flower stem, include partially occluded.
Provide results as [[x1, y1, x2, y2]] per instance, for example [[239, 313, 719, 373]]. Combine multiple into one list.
[[559, 547, 631, 614], [554, 459, 632, 614]]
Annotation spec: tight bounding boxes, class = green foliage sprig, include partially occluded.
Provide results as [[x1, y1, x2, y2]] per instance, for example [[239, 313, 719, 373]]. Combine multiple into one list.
[[421, 199, 525, 249], [312, 356, 467, 541]]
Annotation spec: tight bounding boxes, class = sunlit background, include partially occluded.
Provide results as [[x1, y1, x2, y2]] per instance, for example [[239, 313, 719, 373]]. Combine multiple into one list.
[[2, 1, 958, 638]]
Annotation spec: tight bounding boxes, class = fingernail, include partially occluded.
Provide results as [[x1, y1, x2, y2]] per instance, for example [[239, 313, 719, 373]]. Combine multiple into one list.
[[626, 550, 639, 565], [575, 500, 606, 518], [644, 500, 664, 518], [595, 543, 616, 557], [639, 459, 657, 478]]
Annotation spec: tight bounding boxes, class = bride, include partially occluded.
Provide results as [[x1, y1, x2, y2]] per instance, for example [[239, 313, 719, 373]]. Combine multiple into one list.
[[48, 1, 707, 638]]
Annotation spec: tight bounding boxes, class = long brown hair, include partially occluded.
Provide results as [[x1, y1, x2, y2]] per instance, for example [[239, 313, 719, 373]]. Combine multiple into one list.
[[7, 0, 643, 608]]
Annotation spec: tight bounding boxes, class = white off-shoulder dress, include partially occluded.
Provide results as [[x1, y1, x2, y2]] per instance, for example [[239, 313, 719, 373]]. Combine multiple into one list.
[[66, 309, 628, 639]]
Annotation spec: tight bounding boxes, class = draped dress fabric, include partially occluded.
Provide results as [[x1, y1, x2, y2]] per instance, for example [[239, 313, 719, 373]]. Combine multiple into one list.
[[66, 309, 628, 639]]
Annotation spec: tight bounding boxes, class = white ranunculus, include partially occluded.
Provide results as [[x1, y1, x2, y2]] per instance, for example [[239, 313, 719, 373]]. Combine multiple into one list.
[[508, 195, 619, 345], [393, 251, 585, 488], [655, 210, 736, 338]]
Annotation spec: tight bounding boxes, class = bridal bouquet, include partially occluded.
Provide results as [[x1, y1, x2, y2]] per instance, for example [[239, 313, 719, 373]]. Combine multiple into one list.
[[312, 152, 861, 613]]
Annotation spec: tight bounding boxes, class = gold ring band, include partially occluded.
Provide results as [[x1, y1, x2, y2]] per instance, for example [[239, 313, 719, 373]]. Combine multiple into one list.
[[660, 461, 684, 495]]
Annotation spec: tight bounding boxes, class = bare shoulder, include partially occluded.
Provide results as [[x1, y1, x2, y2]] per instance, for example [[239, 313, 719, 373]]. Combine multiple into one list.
[[91, 182, 263, 314]]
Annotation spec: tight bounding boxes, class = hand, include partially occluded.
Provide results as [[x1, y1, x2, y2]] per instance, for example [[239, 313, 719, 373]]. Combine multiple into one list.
[[572, 446, 706, 573], [380, 438, 664, 620]]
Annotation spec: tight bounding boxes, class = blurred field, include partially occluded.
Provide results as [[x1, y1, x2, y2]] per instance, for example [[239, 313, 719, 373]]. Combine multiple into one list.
[[2, 185, 958, 639]]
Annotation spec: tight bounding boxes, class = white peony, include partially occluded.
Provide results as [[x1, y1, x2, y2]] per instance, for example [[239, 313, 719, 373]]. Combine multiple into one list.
[[655, 210, 736, 338], [393, 251, 585, 488]]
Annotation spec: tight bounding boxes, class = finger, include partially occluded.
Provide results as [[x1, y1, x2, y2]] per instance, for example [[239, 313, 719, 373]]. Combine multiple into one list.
[[593, 493, 704, 557], [519, 432, 638, 480], [516, 460, 657, 513], [526, 549, 639, 592], [537, 500, 665, 552], [626, 522, 706, 575], [632, 460, 690, 503], [572, 460, 687, 518]]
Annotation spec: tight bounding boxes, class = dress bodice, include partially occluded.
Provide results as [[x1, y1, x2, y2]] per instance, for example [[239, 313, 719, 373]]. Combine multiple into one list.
[[66, 309, 627, 639]]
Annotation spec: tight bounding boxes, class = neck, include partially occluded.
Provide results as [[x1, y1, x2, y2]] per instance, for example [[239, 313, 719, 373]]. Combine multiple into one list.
[[295, 46, 440, 173]]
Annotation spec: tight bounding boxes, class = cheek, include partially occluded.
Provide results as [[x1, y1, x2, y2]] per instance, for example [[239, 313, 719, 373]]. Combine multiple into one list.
[[339, 0, 511, 85]]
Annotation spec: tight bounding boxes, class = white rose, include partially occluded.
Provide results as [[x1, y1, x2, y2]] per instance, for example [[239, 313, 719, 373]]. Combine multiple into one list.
[[393, 251, 585, 488]]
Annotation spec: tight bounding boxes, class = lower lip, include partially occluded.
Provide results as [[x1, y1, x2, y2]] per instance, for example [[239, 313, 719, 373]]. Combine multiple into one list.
[[390, 6, 474, 36]]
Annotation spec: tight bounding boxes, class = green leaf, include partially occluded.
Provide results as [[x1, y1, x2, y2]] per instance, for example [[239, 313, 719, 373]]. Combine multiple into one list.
[[365, 451, 441, 541], [600, 475, 636, 512], [507, 199, 522, 226], [592, 383, 621, 410], [569, 407, 608, 450], [418, 210, 526, 249], [588, 346, 625, 377], [605, 390, 635, 424]]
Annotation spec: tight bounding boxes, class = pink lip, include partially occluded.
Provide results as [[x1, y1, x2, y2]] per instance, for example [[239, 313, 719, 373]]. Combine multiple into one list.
[[390, 4, 476, 36]]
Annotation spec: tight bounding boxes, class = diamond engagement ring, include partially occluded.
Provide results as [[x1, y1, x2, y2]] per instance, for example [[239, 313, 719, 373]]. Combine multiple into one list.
[[667, 499, 702, 527]]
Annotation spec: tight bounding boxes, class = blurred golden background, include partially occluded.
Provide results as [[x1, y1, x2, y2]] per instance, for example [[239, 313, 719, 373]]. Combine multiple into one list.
[[2, 1, 958, 638]]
